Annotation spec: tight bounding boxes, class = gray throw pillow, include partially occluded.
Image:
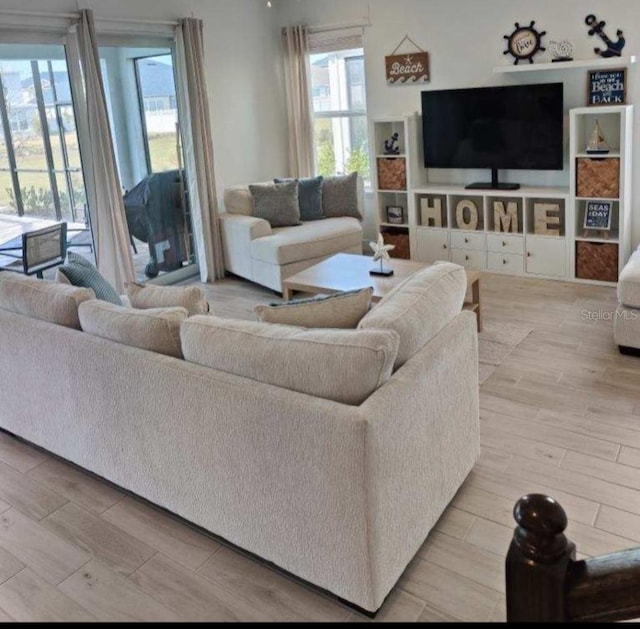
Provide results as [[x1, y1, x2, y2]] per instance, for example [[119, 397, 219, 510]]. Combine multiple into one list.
[[250, 181, 301, 228], [322, 172, 361, 219], [58, 251, 122, 306], [274, 176, 325, 221]]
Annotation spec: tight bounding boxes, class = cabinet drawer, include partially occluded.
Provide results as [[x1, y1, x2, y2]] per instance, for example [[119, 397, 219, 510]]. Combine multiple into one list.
[[488, 252, 523, 274], [486, 233, 523, 255], [415, 229, 450, 263], [451, 231, 486, 251], [525, 237, 566, 277], [452, 248, 487, 270]]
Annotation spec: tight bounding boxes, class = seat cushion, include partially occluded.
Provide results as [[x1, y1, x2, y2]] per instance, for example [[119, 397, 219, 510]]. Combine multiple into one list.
[[125, 282, 210, 316], [250, 181, 301, 228], [58, 252, 122, 305], [254, 287, 372, 329], [618, 247, 640, 309], [358, 262, 467, 368], [250, 217, 362, 266], [0, 274, 95, 330], [181, 316, 399, 405], [78, 300, 187, 359]]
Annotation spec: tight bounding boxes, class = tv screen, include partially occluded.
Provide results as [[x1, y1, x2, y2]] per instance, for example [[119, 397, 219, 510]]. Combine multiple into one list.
[[421, 83, 564, 171]]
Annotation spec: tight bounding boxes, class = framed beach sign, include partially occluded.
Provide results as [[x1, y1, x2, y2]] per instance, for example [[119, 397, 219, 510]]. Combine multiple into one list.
[[587, 68, 626, 106], [583, 200, 613, 238], [385, 35, 430, 85]]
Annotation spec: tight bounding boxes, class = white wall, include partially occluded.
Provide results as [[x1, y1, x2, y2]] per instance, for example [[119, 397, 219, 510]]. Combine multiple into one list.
[[0, 0, 288, 197], [277, 0, 640, 247]]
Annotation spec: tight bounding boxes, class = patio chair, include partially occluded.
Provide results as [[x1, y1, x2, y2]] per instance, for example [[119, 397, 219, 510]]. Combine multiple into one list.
[[0, 222, 67, 279]]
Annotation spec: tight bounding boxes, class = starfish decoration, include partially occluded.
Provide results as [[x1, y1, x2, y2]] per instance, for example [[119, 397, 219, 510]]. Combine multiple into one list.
[[369, 233, 395, 264], [404, 55, 414, 66]]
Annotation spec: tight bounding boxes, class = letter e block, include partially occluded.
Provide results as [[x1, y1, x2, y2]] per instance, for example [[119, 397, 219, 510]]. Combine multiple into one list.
[[534, 203, 561, 236]]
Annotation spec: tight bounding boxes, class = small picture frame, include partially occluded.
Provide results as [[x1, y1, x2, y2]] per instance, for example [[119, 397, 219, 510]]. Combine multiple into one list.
[[587, 68, 626, 106], [583, 200, 613, 232], [386, 205, 404, 224]]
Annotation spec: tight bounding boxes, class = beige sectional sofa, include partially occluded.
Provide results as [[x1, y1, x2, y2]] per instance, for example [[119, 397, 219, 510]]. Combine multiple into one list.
[[615, 244, 640, 354], [221, 183, 363, 292], [0, 263, 480, 613]]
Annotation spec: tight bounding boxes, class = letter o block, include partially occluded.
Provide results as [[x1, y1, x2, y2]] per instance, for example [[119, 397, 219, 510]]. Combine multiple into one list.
[[456, 199, 479, 230]]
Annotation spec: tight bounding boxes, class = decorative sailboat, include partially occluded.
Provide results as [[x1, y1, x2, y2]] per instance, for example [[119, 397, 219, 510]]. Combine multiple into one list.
[[585, 120, 611, 155]]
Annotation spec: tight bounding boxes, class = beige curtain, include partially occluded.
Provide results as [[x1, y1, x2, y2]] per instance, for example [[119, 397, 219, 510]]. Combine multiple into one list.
[[282, 25, 315, 179], [74, 9, 135, 293], [175, 18, 224, 282]]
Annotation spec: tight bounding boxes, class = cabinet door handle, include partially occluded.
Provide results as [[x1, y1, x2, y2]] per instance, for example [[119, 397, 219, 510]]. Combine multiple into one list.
[[527, 252, 532, 257], [465, 237, 470, 243], [503, 259, 508, 265], [465, 255, 469, 261], [502, 241, 507, 247], [443, 244, 448, 250]]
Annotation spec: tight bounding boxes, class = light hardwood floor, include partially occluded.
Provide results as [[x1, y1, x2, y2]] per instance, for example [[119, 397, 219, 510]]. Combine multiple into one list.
[[1, 272, 639, 621]]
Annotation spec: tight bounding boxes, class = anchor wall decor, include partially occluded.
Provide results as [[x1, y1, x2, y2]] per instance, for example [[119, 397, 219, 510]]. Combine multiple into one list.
[[585, 14, 626, 58]]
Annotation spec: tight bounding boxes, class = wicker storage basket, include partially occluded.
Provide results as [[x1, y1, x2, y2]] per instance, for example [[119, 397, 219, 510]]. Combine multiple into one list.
[[377, 158, 407, 191], [577, 158, 620, 199], [576, 241, 619, 282], [381, 228, 411, 259]]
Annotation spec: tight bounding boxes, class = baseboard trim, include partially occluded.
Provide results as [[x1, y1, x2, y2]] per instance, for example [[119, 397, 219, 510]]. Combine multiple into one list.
[[0, 427, 383, 619], [619, 345, 640, 357]]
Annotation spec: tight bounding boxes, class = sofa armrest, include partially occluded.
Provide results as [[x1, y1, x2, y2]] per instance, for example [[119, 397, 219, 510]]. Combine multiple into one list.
[[219, 213, 272, 279], [360, 311, 480, 609], [618, 250, 640, 309]]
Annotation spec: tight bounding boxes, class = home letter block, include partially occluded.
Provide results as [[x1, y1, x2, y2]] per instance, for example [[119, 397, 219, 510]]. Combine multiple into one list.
[[420, 197, 443, 227], [456, 200, 479, 230], [534, 203, 561, 236], [494, 201, 519, 233]]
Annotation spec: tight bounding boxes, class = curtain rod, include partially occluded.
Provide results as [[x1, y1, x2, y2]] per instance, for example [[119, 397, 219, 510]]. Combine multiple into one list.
[[0, 8, 178, 27], [308, 18, 371, 34]]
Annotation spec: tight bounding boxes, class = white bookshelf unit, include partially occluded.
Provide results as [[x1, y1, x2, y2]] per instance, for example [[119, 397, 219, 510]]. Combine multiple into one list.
[[370, 107, 633, 284]]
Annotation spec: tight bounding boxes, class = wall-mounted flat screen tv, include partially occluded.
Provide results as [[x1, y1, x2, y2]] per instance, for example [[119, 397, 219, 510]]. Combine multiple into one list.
[[421, 82, 564, 189]]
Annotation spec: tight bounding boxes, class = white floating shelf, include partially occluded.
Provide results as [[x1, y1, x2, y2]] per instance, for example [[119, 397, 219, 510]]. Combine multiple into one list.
[[575, 152, 621, 158], [493, 55, 636, 74], [376, 154, 406, 159]]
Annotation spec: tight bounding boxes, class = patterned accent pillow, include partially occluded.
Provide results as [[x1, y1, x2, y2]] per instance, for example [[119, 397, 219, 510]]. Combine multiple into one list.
[[254, 287, 373, 329], [322, 172, 361, 219], [274, 176, 325, 221], [249, 181, 301, 227], [58, 251, 122, 306]]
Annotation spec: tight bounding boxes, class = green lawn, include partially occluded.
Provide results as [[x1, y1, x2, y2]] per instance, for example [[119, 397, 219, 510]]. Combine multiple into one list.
[[0, 131, 180, 219]]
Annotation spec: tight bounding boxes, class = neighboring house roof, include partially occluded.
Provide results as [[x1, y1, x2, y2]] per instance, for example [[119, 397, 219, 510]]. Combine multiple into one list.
[[20, 71, 72, 103], [136, 57, 176, 99]]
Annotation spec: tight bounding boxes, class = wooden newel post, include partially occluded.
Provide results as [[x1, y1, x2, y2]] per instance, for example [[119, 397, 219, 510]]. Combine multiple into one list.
[[506, 494, 576, 622]]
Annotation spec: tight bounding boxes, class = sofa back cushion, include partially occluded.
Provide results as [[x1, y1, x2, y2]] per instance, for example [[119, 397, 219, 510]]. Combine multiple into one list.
[[0, 274, 95, 329], [181, 316, 399, 405], [125, 282, 210, 316], [223, 185, 254, 216], [254, 287, 372, 329], [78, 300, 187, 358], [322, 172, 362, 220], [358, 262, 467, 368]]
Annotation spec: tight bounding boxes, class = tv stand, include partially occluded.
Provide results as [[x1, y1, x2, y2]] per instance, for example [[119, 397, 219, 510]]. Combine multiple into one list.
[[465, 168, 520, 191]]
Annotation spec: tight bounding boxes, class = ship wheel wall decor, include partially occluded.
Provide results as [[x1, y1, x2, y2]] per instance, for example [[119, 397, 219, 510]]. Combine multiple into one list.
[[504, 21, 546, 64]]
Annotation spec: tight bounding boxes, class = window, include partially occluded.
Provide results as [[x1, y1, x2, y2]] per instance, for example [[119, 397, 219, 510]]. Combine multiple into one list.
[[0, 49, 86, 224], [310, 44, 370, 183]]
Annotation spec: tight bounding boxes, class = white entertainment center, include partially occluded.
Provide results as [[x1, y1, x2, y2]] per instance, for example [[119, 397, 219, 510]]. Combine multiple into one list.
[[371, 70, 634, 286]]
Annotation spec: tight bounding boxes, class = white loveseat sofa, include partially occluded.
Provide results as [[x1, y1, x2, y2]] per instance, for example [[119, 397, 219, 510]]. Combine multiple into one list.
[[220, 183, 363, 292], [0, 263, 479, 613], [615, 244, 640, 354]]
